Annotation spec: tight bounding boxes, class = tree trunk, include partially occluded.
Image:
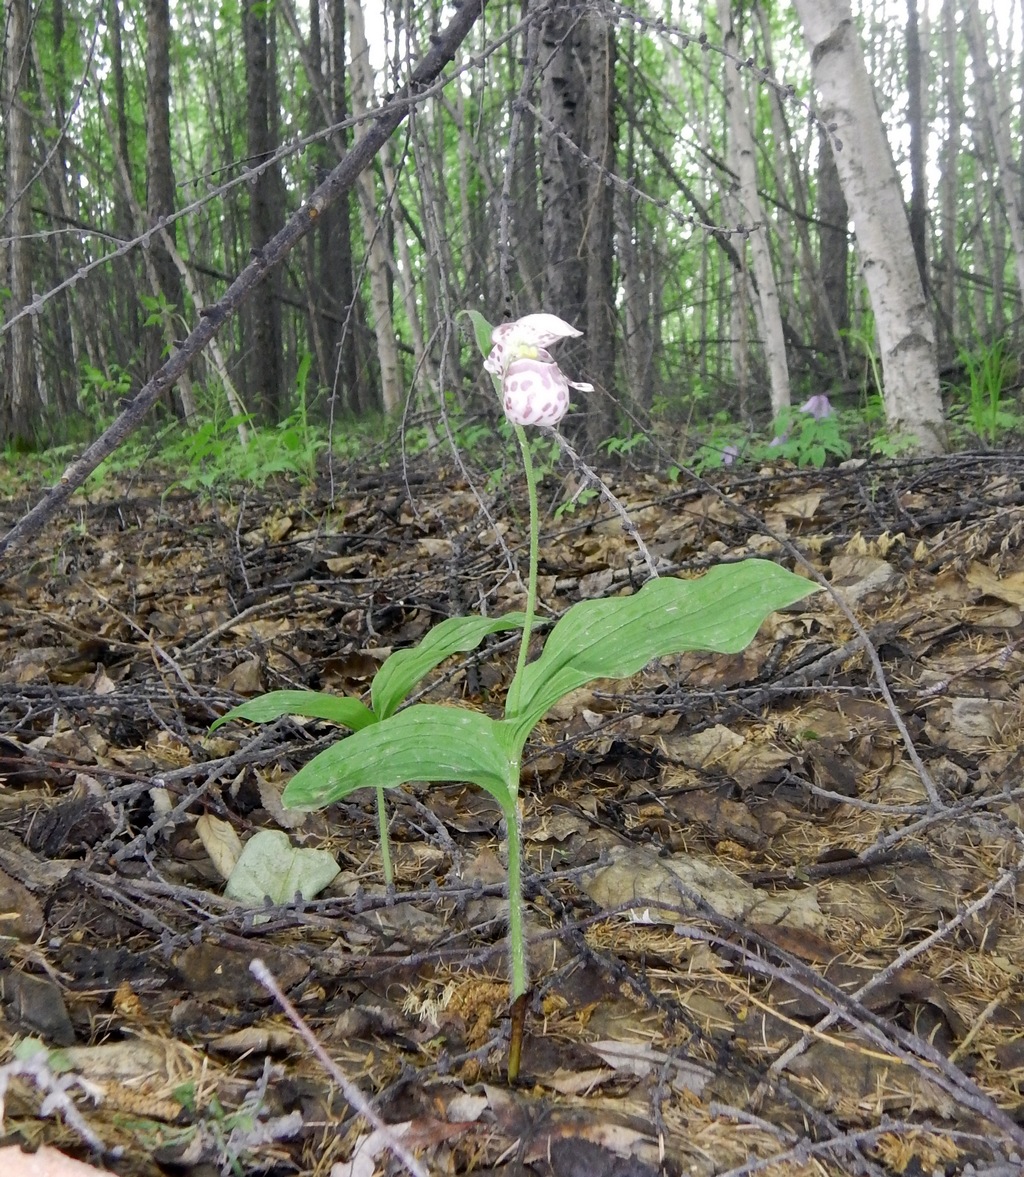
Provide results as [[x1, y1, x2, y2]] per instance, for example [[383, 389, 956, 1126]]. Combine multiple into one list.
[[581, 6, 616, 449], [346, 0, 403, 415], [304, 0, 365, 414], [817, 126, 850, 349], [145, 0, 193, 418], [539, 5, 586, 325], [538, 1, 617, 448], [906, 0, 928, 290], [243, 0, 286, 419], [327, 0, 366, 414], [964, 0, 1024, 309], [794, 0, 946, 453], [718, 0, 790, 419], [2, 0, 36, 447], [936, 0, 960, 345], [108, 0, 141, 367]]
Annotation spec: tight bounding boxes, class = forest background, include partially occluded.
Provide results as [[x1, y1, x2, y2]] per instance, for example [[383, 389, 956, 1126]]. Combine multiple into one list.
[[0, 0, 1022, 491]]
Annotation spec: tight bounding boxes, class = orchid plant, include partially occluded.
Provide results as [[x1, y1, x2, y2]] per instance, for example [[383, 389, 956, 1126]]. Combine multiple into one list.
[[213, 311, 818, 1081]]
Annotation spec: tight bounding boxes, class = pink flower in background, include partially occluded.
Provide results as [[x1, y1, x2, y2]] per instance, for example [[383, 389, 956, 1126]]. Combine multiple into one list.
[[722, 444, 739, 466], [800, 394, 833, 420], [486, 314, 594, 427]]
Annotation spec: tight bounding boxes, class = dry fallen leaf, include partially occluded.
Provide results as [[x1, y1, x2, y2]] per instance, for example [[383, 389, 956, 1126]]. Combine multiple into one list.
[[195, 813, 243, 880]]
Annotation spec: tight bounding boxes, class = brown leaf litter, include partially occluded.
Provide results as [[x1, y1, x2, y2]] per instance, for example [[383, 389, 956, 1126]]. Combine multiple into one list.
[[0, 451, 1023, 1176]]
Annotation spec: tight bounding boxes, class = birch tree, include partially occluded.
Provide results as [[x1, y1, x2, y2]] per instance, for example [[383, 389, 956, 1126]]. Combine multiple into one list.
[[794, 0, 946, 453]]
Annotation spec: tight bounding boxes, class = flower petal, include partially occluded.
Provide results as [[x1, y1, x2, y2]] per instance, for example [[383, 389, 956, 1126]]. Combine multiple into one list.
[[485, 314, 583, 378], [502, 357, 570, 427], [799, 394, 832, 420], [504, 313, 582, 349]]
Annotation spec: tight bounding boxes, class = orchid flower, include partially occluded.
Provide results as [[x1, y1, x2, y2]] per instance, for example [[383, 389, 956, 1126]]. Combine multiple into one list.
[[800, 393, 833, 420], [485, 313, 594, 427]]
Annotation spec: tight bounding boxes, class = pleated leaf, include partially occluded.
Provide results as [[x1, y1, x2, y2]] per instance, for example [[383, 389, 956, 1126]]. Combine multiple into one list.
[[282, 704, 515, 811], [507, 561, 818, 741], [371, 612, 525, 719], [211, 690, 377, 732]]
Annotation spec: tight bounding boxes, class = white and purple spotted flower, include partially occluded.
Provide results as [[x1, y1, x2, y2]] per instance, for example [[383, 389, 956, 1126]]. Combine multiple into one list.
[[485, 313, 594, 427], [800, 393, 833, 420]]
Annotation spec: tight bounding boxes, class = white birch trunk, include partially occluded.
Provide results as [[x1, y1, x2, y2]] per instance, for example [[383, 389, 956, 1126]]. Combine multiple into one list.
[[794, 0, 945, 453], [718, 0, 790, 418], [346, 0, 403, 414]]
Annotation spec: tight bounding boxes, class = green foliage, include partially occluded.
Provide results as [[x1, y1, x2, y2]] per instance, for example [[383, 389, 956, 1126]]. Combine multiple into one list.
[[764, 406, 852, 469], [214, 310, 821, 1081], [276, 562, 814, 809], [0, 444, 75, 496], [601, 432, 648, 460], [554, 487, 599, 519], [213, 691, 377, 733], [863, 419, 920, 459], [159, 1069, 290, 1177], [213, 612, 529, 886], [690, 412, 750, 473], [78, 363, 134, 432], [842, 314, 884, 406], [950, 339, 1020, 445], [503, 561, 816, 746], [161, 400, 326, 496], [140, 290, 178, 331], [690, 404, 852, 473]]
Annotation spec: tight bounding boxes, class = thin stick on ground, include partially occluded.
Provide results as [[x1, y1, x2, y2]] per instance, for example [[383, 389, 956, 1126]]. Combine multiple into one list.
[[541, 425, 660, 580], [250, 959, 430, 1177]]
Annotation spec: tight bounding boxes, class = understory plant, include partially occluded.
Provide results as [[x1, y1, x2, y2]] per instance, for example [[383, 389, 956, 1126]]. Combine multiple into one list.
[[953, 338, 1019, 444], [214, 311, 818, 1080], [693, 395, 852, 472]]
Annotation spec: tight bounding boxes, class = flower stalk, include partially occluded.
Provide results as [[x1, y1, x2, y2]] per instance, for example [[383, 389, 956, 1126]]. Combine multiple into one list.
[[505, 423, 541, 724]]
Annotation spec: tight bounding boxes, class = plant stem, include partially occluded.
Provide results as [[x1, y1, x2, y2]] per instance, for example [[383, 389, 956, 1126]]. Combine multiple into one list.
[[505, 423, 540, 724], [375, 786, 394, 887], [504, 791, 527, 1000], [503, 787, 528, 1082], [502, 424, 539, 1080]]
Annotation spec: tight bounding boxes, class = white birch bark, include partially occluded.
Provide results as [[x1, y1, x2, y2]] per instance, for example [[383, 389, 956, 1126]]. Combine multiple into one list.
[[794, 0, 945, 453], [718, 0, 790, 418], [346, 0, 403, 414]]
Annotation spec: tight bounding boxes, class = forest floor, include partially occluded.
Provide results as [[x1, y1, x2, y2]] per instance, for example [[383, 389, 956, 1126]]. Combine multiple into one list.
[[1, 448, 1024, 1177]]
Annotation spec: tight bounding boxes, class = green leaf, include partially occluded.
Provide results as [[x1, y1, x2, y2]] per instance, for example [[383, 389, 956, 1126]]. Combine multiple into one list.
[[371, 613, 526, 719], [211, 690, 377, 732], [224, 829, 339, 907], [282, 704, 515, 810], [462, 309, 495, 359], [508, 561, 819, 740]]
